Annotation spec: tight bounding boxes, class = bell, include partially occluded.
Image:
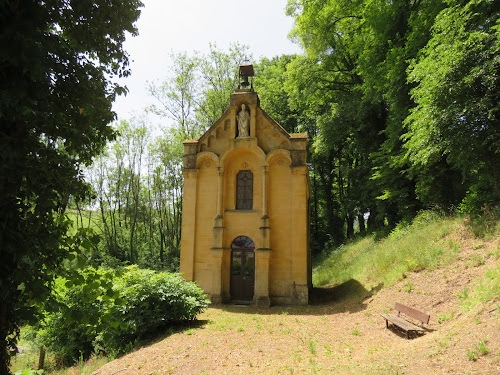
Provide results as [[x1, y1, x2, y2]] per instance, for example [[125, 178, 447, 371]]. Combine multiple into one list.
[[240, 75, 250, 88], [238, 63, 254, 90]]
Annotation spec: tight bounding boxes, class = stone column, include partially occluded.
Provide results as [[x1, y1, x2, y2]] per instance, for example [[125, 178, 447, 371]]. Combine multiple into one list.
[[216, 167, 223, 217], [179, 169, 198, 281], [210, 249, 224, 304], [290, 166, 309, 304], [262, 165, 268, 217], [210, 167, 224, 304], [260, 166, 270, 250], [213, 167, 224, 249]]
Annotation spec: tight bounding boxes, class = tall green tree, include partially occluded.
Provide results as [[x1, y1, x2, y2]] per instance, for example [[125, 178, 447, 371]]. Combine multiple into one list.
[[197, 43, 250, 128], [285, 0, 474, 242], [148, 52, 201, 139], [286, 0, 390, 243], [149, 44, 250, 137], [0, 1, 142, 372], [405, 0, 500, 211], [254, 55, 302, 134]]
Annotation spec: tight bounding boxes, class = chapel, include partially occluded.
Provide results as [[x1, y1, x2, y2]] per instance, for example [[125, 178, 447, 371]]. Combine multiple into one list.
[[179, 65, 311, 306]]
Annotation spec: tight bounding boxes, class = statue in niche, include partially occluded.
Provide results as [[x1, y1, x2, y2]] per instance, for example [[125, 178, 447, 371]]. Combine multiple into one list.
[[237, 104, 250, 138]]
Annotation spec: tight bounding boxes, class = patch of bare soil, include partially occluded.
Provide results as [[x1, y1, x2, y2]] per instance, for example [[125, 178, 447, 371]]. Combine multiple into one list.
[[94, 228, 499, 375]]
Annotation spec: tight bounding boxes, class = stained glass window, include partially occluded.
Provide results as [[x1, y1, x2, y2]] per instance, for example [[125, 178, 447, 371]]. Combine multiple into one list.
[[236, 170, 253, 210]]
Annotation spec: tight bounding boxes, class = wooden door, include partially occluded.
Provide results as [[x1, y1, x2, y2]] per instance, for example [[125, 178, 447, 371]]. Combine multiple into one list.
[[230, 236, 255, 302]]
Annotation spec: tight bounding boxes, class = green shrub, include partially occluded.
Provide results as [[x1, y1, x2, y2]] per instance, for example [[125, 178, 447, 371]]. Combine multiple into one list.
[[101, 267, 209, 352], [36, 268, 115, 365], [36, 266, 209, 364]]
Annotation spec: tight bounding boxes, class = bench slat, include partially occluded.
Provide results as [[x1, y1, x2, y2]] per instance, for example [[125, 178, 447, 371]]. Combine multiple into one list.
[[381, 313, 425, 332], [395, 302, 430, 324]]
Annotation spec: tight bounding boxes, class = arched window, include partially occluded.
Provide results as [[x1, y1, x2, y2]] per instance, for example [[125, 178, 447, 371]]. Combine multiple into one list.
[[236, 170, 253, 210]]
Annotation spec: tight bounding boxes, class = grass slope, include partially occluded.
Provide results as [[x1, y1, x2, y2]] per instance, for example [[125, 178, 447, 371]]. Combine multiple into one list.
[[313, 211, 466, 289]]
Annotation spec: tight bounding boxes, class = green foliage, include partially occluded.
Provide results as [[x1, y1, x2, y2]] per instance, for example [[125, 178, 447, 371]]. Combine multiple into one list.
[[475, 340, 489, 356], [0, 1, 142, 373], [148, 43, 250, 136], [467, 349, 479, 361], [36, 266, 209, 365], [466, 339, 490, 361], [287, 0, 500, 249], [254, 55, 302, 134], [437, 312, 455, 324], [405, 0, 500, 211], [14, 370, 44, 375]]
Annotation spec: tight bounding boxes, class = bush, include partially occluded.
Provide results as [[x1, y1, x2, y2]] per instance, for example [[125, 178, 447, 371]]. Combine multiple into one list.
[[459, 179, 500, 237], [100, 267, 209, 352], [36, 266, 209, 364]]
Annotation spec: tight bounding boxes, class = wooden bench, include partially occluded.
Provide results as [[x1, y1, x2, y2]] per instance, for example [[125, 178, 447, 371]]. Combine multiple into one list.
[[380, 302, 430, 339]]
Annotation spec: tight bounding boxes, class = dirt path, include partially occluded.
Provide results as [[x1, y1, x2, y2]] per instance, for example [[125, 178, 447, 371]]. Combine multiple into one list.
[[94, 234, 499, 375]]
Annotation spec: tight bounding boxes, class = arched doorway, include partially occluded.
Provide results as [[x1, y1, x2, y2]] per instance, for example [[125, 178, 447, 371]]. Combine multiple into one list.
[[230, 236, 255, 302]]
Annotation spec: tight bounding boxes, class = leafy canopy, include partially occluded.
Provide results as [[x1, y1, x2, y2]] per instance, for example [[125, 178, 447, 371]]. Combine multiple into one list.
[[0, 1, 142, 373]]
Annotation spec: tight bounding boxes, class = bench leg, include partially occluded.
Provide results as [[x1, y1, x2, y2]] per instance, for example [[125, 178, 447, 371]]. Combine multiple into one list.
[[386, 319, 389, 329], [406, 331, 409, 340]]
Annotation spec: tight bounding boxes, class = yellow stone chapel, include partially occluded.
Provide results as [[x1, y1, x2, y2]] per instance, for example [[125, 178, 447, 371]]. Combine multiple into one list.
[[180, 68, 311, 306]]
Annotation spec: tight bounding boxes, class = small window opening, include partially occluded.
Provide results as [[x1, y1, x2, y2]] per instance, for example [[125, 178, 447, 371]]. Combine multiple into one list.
[[236, 170, 253, 210]]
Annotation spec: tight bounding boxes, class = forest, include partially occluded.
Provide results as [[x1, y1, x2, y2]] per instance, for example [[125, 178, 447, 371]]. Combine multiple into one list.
[[77, 0, 500, 268], [1, 0, 499, 373]]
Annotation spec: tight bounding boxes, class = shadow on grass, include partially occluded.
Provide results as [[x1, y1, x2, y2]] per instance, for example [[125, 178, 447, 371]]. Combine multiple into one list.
[[209, 279, 383, 316], [126, 319, 210, 353], [311, 279, 381, 304], [384, 323, 436, 340]]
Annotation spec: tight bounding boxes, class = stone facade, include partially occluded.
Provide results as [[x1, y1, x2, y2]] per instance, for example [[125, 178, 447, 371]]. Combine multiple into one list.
[[180, 89, 311, 306]]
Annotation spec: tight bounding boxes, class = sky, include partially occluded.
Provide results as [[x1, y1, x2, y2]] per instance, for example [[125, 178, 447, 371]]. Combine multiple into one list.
[[112, 0, 303, 121]]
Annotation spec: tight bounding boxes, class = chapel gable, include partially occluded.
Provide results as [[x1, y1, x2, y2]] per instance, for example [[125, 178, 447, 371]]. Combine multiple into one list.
[[183, 90, 307, 169]]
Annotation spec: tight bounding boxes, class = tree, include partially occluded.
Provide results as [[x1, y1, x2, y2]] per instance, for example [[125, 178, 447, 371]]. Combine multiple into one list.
[[148, 52, 201, 140], [405, 0, 500, 210], [286, 0, 393, 243], [196, 43, 250, 128], [254, 55, 302, 134], [149, 44, 250, 135], [285, 0, 474, 241], [0, 1, 142, 372]]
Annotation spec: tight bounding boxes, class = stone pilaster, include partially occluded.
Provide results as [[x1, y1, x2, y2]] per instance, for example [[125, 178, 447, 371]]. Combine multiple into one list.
[[209, 248, 224, 304], [254, 248, 271, 307], [290, 166, 309, 304], [179, 168, 197, 281]]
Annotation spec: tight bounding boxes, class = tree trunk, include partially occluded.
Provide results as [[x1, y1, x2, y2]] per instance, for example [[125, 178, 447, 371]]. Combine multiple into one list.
[[357, 214, 365, 233]]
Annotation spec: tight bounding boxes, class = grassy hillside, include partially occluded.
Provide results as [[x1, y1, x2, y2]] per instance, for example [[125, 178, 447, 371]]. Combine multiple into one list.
[[11, 211, 499, 374], [313, 211, 499, 293]]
